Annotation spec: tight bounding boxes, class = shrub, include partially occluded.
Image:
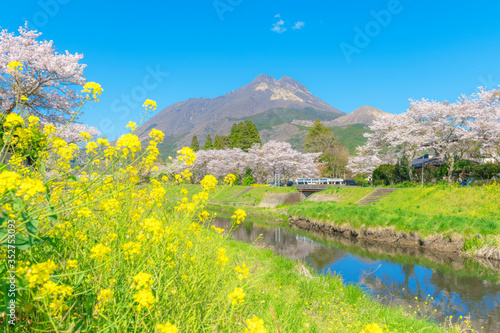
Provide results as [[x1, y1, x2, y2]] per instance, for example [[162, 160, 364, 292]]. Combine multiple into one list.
[[372, 164, 396, 185]]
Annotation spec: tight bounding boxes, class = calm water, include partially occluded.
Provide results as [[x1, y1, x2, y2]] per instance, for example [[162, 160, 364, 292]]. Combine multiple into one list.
[[212, 217, 500, 332]]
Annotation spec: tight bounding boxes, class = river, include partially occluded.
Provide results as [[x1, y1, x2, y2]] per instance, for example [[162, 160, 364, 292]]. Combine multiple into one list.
[[212, 216, 500, 332]]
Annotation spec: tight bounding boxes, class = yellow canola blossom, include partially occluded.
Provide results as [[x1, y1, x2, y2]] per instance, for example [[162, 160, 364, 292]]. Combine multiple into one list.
[[157, 322, 178, 333], [80, 132, 92, 141], [95, 289, 114, 312], [235, 263, 250, 280], [143, 99, 157, 111], [116, 133, 142, 158], [232, 209, 246, 225], [131, 272, 154, 290], [0, 171, 46, 200], [228, 287, 245, 305], [132, 288, 155, 311], [82, 81, 103, 101], [200, 174, 217, 192], [3, 113, 24, 128], [176, 147, 196, 166], [216, 248, 228, 267], [89, 244, 111, 261], [224, 173, 236, 186], [244, 315, 267, 333], [360, 323, 384, 333], [26, 260, 57, 288], [149, 128, 164, 143], [7, 61, 23, 72], [126, 121, 137, 131], [40, 281, 73, 317]]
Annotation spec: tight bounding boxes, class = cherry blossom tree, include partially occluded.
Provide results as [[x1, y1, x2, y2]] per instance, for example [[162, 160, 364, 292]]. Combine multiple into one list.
[[0, 24, 86, 123], [49, 122, 101, 144], [248, 141, 321, 183], [348, 87, 500, 183], [184, 140, 322, 184]]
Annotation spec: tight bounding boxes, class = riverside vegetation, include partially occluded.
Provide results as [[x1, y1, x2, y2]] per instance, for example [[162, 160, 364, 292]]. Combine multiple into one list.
[[202, 184, 500, 258], [1, 77, 474, 332]]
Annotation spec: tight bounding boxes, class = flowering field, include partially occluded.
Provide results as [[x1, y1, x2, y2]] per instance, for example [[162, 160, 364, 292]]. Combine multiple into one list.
[[0, 78, 468, 332]]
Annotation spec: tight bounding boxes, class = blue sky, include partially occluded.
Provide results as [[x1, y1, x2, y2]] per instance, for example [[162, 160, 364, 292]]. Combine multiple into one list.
[[2, 0, 500, 139]]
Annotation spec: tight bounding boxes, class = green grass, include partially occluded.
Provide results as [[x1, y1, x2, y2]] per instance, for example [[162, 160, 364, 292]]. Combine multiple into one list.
[[288, 186, 500, 244], [317, 187, 374, 204], [222, 236, 450, 333]]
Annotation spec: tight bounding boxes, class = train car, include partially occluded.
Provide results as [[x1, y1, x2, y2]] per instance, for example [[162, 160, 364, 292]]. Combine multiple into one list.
[[295, 178, 344, 185]]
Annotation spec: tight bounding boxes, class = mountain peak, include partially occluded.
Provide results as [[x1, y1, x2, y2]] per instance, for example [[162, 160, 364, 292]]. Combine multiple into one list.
[[278, 75, 308, 92], [253, 74, 277, 84]]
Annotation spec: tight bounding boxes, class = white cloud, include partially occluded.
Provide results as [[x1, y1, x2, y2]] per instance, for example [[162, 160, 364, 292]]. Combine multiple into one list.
[[274, 13, 281, 18], [292, 21, 305, 30], [271, 19, 286, 33]]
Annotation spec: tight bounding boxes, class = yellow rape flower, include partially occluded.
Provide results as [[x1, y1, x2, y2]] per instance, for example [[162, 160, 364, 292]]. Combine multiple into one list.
[[143, 99, 157, 111], [228, 287, 245, 305], [224, 173, 237, 186], [360, 323, 384, 333], [200, 175, 217, 192], [116, 133, 142, 158], [82, 81, 103, 101], [7, 61, 23, 72], [149, 128, 164, 143], [85, 141, 99, 153], [126, 121, 137, 131], [232, 209, 246, 225], [40, 281, 73, 317], [216, 248, 228, 267], [181, 169, 192, 181], [157, 322, 178, 333], [3, 113, 24, 128], [176, 147, 196, 166], [28, 115, 39, 124], [26, 260, 57, 288], [132, 288, 155, 311], [245, 315, 267, 333], [89, 244, 111, 261], [79, 132, 92, 141], [122, 241, 141, 260], [97, 138, 110, 146], [96, 289, 114, 312], [66, 260, 78, 269], [131, 272, 154, 290], [235, 263, 249, 280]]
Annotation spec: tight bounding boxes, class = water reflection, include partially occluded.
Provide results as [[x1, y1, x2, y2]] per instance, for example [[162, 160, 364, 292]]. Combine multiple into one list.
[[212, 217, 500, 332]]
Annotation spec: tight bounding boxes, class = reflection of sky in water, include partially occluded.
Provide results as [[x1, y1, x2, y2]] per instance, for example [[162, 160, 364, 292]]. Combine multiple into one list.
[[310, 251, 500, 330], [212, 218, 500, 332]]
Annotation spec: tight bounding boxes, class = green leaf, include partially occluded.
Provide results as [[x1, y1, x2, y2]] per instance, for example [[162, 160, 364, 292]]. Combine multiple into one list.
[[67, 175, 78, 182]]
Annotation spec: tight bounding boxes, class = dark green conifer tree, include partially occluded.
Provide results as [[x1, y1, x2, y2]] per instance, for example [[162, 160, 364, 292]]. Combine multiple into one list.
[[203, 134, 213, 150], [190, 135, 200, 152]]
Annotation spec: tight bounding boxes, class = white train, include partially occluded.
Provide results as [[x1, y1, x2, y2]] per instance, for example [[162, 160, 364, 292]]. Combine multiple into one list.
[[295, 178, 344, 185]]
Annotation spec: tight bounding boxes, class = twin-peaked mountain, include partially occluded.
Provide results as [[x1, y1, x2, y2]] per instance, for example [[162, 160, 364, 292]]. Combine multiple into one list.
[[136, 74, 390, 155]]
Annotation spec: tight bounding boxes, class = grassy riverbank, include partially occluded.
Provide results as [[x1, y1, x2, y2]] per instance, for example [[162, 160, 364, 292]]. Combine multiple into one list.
[[288, 185, 500, 252]]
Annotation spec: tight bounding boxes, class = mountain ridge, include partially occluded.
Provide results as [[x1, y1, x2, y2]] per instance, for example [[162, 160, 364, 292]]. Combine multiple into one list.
[[135, 74, 388, 155]]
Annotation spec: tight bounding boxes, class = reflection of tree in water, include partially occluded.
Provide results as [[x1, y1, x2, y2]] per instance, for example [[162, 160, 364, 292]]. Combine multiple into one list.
[[211, 218, 326, 260], [306, 246, 348, 270]]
